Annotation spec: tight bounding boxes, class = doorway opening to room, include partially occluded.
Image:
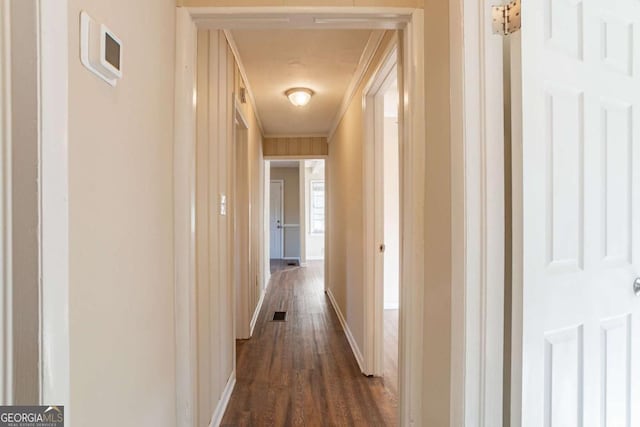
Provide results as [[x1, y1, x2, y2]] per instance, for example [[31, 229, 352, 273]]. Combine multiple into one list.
[[265, 159, 325, 276], [381, 74, 400, 398], [362, 45, 401, 402], [174, 8, 427, 426]]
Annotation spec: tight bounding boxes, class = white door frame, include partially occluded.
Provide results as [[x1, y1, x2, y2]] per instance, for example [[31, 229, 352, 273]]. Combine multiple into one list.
[[363, 44, 398, 377], [4, 0, 72, 410], [175, 8, 426, 427], [175, 3, 506, 427], [269, 179, 284, 259], [38, 0, 71, 412], [449, 1, 507, 425]]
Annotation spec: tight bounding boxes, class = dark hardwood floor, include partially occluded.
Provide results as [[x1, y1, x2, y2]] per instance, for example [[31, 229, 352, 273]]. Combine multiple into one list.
[[221, 261, 398, 426]]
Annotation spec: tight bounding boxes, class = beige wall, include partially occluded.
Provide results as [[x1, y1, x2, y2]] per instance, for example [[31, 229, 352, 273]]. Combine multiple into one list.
[[263, 137, 328, 157], [423, 0, 452, 424], [327, 31, 396, 355], [195, 30, 233, 425], [67, 0, 177, 425], [270, 167, 301, 259]]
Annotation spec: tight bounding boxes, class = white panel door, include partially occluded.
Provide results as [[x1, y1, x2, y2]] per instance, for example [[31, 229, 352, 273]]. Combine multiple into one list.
[[269, 181, 283, 259], [521, 0, 640, 425]]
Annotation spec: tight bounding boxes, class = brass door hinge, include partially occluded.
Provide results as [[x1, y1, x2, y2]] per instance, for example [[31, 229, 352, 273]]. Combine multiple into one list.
[[492, 0, 521, 35]]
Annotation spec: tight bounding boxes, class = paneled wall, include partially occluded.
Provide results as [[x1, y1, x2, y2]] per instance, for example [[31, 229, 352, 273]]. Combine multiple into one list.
[[264, 136, 328, 157], [195, 29, 265, 425]]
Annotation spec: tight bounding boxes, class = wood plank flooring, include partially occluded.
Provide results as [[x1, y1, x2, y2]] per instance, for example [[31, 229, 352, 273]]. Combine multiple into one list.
[[221, 261, 398, 426], [383, 309, 399, 399]]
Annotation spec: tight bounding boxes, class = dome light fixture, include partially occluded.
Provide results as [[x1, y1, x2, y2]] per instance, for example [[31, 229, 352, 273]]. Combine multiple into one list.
[[285, 87, 314, 107]]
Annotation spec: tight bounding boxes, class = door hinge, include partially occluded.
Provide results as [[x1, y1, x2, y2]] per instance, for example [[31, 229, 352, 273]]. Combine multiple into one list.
[[492, 0, 521, 35]]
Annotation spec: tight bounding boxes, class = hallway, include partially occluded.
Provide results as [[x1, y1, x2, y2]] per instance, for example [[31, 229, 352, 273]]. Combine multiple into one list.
[[221, 262, 398, 426]]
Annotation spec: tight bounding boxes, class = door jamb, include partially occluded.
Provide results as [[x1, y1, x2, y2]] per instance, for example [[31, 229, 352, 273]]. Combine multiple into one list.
[[449, 1, 507, 425], [363, 44, 398, 377], [174, 6, 426, 427]]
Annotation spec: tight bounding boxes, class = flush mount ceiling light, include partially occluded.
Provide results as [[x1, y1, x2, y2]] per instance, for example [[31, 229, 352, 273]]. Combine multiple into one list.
[[285, 87, 314, 107]]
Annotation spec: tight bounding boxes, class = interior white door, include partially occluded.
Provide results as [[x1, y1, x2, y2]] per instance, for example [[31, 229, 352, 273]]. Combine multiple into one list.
[[269, 181, 283, 259], [520, 0, 640, 425]]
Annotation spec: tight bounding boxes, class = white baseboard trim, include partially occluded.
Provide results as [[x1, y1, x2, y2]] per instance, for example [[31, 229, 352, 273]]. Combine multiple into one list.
[[326, 288, 365, 373], [209, 370, 236, 427], [249, 289, 265, 337], [306, 256, 324, 261]]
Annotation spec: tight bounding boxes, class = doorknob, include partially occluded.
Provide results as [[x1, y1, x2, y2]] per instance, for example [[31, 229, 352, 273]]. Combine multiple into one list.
[[634, 277, 640, 296]]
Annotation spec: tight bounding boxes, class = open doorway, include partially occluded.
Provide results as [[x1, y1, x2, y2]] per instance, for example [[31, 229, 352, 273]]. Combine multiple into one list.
[[266, 159, 325, 275], [362, 44, 400, 404], [382, 78, 400, 397], [268, 160, 301, 272]]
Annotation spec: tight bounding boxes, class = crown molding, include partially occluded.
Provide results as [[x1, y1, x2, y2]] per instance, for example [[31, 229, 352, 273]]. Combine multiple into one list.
[[327, 29, 385, 143]]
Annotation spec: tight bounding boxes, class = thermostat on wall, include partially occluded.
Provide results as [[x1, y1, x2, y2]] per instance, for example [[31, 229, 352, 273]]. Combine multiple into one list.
[[80, 11, 122, 86]]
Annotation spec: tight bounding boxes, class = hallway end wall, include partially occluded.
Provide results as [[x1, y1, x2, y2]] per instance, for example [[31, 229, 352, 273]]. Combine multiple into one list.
[[327, 32, 396, 364], [67, 0, 177, 425]]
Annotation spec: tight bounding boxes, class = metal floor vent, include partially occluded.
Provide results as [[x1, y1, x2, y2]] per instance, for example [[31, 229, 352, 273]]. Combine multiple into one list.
[[272, 311, 287, 321], [286, 260, 299, 266]]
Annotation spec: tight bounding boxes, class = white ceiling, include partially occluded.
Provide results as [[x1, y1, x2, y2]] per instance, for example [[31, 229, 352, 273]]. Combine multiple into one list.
[[230, 29, 372, 136]]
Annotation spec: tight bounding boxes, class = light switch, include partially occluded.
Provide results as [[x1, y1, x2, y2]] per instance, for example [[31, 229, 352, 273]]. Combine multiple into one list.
[[220, 194, 227, 216]]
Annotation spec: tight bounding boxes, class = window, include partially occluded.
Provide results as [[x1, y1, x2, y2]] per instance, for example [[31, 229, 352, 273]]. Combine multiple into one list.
[[310, 180, 325, 234]]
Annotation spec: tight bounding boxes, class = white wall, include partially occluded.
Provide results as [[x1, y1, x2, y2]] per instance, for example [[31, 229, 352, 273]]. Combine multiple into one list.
[[383, 116, 399, 310], [304, 161, 325, 261], [67, 0, 177, 425]]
